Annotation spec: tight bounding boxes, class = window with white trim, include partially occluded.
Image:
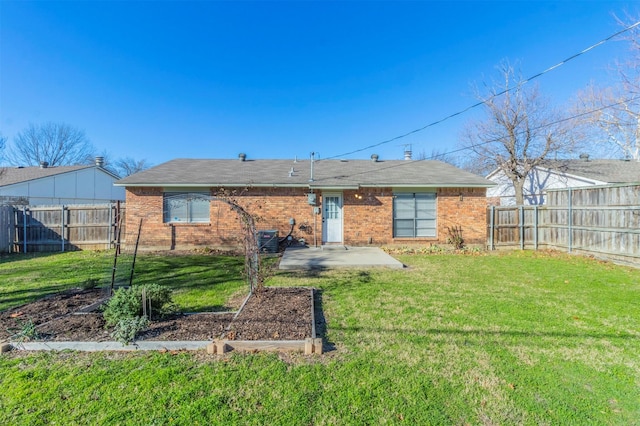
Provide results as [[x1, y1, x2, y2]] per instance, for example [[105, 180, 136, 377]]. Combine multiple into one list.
[[393, 192, 436, 237], [163, 192, 210, 223]]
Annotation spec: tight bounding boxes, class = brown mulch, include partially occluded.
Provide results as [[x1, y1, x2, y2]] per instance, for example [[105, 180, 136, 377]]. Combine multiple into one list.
[[226, 287, 312, 341], [0, 289, 109, 341], [0, 287, 313, 342]]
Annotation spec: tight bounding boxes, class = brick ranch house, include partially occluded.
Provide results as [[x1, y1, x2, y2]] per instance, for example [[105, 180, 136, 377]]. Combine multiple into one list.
[[115, 155, 493, 251]]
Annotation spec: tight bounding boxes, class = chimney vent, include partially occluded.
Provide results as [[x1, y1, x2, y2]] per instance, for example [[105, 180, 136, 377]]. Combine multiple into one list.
[[404, 149, 412, 161], [579, 153, 590, 161], [95, 156, 105, 167], [238, 153, 246, 162], [371, 154, 379, 162], [40, 161, 49, 169]]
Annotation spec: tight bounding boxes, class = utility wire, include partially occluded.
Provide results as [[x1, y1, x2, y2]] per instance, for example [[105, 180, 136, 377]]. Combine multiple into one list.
[[321, 20, 640, 161], [310, 95, 640, 182]]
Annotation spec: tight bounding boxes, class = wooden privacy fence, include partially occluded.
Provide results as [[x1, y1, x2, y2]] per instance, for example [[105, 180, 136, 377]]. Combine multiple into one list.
[[6, 203, 125, 253], [487, 184, 640, 265], [0, 205, 15, 253]]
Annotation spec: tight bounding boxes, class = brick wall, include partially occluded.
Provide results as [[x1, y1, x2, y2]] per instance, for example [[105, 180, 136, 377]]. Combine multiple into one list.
[[124, 186, 487, 250], [342, 188, 393, 245], [124, 187, 317, 251], [436, 187, 487, 244]]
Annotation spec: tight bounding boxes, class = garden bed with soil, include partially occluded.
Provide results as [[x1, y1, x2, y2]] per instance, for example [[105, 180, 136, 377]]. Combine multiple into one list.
[[0, 287, 315, 348]]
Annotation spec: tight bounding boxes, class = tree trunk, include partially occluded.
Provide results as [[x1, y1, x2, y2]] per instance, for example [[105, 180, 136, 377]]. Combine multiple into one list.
[[513, 178, 526, 205]]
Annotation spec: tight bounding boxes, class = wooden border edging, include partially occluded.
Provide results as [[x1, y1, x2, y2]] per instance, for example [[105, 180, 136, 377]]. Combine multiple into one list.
[[206, 338, 323, 355], [310, 288, 317, 339], [208, 287, 323, 355], [7, 341, 211, 352], [7, 287, 324, 355]]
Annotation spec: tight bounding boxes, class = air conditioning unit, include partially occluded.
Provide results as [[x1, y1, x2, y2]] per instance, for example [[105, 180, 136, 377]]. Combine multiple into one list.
[[257, 230, 279, 253]]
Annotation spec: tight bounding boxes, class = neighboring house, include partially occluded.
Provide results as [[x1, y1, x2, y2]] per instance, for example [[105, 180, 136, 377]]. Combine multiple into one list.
[[0, 158, 125, 206], [115, 155, 493, 251], [487, 157, 640, 206]]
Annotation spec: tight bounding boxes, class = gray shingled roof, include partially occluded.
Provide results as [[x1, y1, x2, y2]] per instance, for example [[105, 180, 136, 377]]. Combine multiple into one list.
[[0, 165, 93, 187], [116, 158, 493, 188], [539, 159, 640, 183]]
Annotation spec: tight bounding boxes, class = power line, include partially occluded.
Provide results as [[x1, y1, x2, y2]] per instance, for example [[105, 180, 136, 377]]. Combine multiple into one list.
[[321, 20, 640, 161], [311, 95, 640, 182]]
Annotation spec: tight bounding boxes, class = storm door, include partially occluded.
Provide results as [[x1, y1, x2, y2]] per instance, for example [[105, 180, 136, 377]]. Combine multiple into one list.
[[322, 193, 343, 244]]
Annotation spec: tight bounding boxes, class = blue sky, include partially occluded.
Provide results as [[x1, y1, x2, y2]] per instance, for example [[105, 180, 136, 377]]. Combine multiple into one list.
[[1, 1, 638, 167]]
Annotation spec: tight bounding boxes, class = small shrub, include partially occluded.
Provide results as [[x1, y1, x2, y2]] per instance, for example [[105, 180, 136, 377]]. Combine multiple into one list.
[[111, 316, 150, 345], [15, 318, 40, 342], [103, 287, 141, 327], [139, 284, 176, 319], [103, 284, 176, 328], [446, 226, 465, 250]]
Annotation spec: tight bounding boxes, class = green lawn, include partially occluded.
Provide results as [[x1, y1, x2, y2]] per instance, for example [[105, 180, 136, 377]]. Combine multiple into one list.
[[0, 251, 247, 312], [1, 250, 639, 424]]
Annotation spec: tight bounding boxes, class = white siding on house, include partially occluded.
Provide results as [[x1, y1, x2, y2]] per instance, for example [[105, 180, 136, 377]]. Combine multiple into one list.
[[488, 168, 607, 206], [0, 167, 125, 205], [2, 182, 30, 198], [93, 169, 124, 200]]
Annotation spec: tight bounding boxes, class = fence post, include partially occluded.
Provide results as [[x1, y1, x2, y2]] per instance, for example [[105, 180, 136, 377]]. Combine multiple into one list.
[[23, 207, 28, 254], [489, 205, 495, 250], [568, 188, 573, 253], [534, 205, 538, 250], [108, 203, 113, 249], [61, 205, 65, 252], [519, 206, 524, 250], [10, 207, 15, 254]]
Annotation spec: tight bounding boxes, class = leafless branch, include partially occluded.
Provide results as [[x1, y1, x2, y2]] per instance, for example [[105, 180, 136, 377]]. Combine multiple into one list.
[[8, 122, 96, 166], [461, 61, 577, 204]]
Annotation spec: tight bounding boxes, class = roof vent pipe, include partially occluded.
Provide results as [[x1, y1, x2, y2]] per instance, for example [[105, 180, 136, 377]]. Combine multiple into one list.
[[371, 154, 379, 162], [404, 149, 412, 161], [95, 156, 105, 167], [579, 153, 590, 161], [40, 161, 49, 169], [238, 153, 246, 162]]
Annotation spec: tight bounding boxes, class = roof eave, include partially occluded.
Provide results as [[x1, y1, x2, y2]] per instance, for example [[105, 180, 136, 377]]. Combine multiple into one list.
[[115, 182, 312, 188], [116, 182, 494, 189], [309, 184, 360, 190], [360, 183, 495, 188]]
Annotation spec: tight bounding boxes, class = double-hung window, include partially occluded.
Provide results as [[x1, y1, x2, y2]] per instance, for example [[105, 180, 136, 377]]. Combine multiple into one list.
[[163, 192, 210, 223], [393, 192, 436, 237]]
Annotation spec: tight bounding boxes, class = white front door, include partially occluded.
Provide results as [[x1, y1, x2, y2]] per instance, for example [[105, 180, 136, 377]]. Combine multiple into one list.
[[322, 193, 343, 244]]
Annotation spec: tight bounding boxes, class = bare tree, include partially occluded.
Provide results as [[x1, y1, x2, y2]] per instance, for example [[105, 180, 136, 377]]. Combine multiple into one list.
[[0, 134, 6, 177], [574, 17, 640, 161], [416, 148, 461, 167], [112, 157, 151, 177], [460, 62, 576, 205], [88, 151, 150, 178], [0, 134, 6, 163], [614, 14, 640, 94], [8, 122, 96, 166], [574, 84, 640, 160]]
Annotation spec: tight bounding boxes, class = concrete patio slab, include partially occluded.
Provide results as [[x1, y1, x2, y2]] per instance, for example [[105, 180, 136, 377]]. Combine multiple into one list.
[[279, 246, 404, 270]]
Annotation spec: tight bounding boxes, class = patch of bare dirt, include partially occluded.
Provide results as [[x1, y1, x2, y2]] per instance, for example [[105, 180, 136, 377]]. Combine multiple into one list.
[[226, 287, 312, 340], [0, 289, 109, 341], [1, 287, 313, 342]]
